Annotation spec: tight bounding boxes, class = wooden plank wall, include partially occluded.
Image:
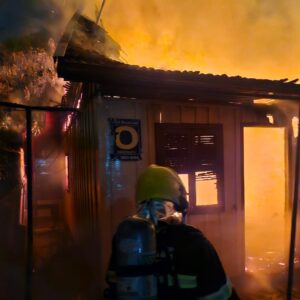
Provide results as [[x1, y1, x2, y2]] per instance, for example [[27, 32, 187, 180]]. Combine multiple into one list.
[[65, 93, 297, 293], [89, 97, 152, 293], [101, 100, 150, 232], [101, 98, 269, 279]]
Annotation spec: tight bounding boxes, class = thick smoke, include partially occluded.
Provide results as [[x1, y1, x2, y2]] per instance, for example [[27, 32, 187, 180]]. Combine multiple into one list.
[[95, 0, 300, 80], [1, 1, 299, 79], [0, 0, 84, 49]]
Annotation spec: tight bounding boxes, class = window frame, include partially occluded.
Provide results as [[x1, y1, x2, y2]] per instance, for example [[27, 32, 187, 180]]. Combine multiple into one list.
[[155, 123, 225, 214]]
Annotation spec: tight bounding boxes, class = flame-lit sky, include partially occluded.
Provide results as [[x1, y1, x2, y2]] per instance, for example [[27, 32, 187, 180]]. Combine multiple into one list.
[[1, 0, 300, 80], [82, 0, 300, 80]]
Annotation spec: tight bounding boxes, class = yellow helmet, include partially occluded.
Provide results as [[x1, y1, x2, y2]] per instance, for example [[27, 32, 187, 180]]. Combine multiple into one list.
[[136, 164, 188, 213]]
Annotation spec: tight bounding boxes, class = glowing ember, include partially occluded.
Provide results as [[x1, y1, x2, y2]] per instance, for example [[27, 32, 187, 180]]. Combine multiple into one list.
[[266, 114, 274, 124], [32, 121, 41, 136], [63, 81, 71, 96], [76, 93, 83, 109], [65, 155, 69, 191], [292, 116, 299, 138], [19, 148, 27, 225], [63, 112, 74, 132], [159, 112, 162, 123], [253, 99, 276, 105]]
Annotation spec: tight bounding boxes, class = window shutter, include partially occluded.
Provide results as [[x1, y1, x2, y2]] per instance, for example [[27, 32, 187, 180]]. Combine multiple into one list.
[[155, 123, 224, 213], [155, 128, 190, 173]]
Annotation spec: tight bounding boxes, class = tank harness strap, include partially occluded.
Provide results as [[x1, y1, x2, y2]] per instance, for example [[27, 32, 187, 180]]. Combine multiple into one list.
[[165, 246, 179, 288], [156, 225, 179, 288], [115, 263, 159, 277]]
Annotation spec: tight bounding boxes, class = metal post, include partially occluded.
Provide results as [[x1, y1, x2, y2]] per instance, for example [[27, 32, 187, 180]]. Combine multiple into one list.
[[25, 109, 33, 300], [287, 105, 300, 300], [96, 0, 106, 25]]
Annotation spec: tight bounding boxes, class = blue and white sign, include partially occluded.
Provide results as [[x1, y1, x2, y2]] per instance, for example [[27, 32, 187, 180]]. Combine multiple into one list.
[[110, 119, 142, 160]]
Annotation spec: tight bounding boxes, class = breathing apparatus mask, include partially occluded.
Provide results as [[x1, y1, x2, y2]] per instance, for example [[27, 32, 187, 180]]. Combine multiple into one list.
[[137, 199, 183, 225]]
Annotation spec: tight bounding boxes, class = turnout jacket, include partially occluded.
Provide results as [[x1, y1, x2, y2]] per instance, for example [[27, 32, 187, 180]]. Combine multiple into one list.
[[156, 221, 237, 300], [105, 220, 239, 300]]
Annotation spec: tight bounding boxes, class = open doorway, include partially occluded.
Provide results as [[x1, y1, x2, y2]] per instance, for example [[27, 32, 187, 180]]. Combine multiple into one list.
[[243, 126, 288, 274]]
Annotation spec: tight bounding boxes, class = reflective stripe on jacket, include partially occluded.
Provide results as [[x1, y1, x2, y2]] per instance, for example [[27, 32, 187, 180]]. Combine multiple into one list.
[[159, 273, 232, 299], [196, 278, 232, 300]]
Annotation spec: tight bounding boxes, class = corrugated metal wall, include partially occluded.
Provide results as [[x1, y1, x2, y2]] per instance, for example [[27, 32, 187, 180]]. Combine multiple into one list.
[[64, 84, 105, 297], [66, 86, 99, 243]]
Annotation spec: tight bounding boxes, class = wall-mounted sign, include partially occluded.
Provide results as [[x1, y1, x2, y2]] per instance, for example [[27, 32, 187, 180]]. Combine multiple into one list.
[[110, 119, 142, 160]]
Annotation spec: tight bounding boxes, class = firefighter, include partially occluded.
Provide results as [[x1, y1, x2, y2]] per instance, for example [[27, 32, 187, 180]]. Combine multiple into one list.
[[105, 164, 239, 300]]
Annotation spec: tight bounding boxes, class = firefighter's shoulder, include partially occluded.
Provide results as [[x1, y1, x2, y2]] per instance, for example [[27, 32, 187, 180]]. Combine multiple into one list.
[[157, 221, 208, 242]]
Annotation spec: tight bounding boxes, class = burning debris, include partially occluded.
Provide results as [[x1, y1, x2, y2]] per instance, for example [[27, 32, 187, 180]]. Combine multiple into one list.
[[0, 38, 64, 134], [0, 0, 121, 143], [0, 0, 119, 110], [0, 0, 88, 107], [0, 46, 62, 106]]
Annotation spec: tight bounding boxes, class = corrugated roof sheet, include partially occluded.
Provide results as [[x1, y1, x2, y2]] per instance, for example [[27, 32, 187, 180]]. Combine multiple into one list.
[[57, 27, 300, 102]]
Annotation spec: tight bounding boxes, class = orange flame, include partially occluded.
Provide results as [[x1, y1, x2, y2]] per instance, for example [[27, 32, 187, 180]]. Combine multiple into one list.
[[83, 0, 300, 80]]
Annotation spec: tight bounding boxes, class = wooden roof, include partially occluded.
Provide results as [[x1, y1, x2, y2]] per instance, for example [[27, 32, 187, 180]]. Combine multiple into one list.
[[57, 30, 300, 103], [55, 14, 121, 61]]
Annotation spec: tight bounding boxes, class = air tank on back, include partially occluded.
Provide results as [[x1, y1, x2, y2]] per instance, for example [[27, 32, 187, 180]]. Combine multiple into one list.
[[114, 215, 157, 300]]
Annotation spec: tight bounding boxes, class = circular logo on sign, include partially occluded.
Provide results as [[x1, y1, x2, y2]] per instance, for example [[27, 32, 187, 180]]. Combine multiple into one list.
[[115, 125, 139, 150]]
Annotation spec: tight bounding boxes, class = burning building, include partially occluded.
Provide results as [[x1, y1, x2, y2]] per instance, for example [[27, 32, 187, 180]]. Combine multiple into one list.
[[1, 5, 300, 300], [0, 12, 120, 299], [53, 14, 300, 299]]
